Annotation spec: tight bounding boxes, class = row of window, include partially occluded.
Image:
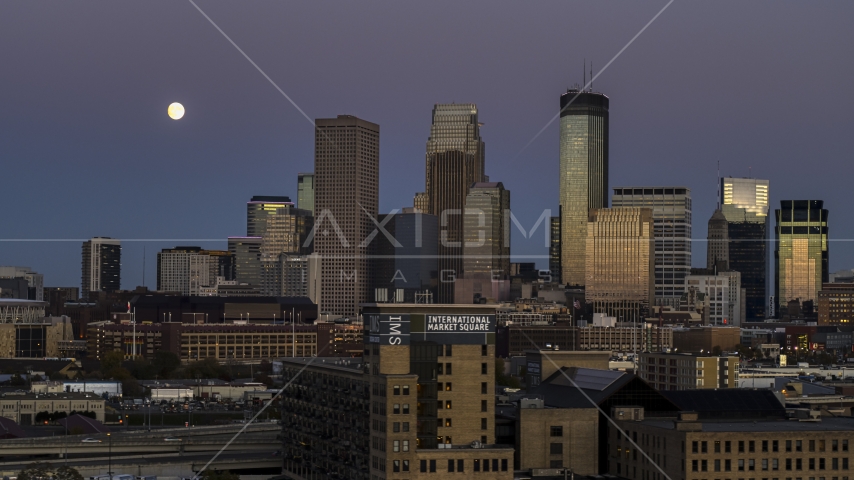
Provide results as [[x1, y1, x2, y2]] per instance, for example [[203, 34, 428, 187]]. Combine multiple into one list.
[[692, 458, 850, 472], [417, 458, 509, 473], [693, 439, 850, 454]]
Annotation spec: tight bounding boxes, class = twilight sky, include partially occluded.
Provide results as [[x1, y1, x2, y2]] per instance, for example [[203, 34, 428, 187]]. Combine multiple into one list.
[[1, 1, 853, 290]]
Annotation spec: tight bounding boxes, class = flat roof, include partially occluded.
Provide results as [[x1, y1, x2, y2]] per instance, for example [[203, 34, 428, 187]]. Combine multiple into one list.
[[1, 392, 102, 400], [277, 356, 364, 373], [639, 417, 854, 433]]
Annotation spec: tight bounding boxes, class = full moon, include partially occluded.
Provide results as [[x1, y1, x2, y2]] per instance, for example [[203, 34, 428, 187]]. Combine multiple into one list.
[[167, 102, 185, 120]]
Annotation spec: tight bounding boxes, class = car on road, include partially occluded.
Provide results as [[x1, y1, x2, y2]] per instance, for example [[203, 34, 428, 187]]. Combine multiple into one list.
[[163, 437, 182, 442], [81, 438, 102, 443]]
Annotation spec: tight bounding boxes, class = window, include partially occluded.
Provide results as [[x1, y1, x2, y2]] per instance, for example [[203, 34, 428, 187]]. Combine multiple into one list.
[[832, 440, 838, 452], [774, 440, 780, 452], [393, 404, 400, 414], [715, 460, 721, 472], [797, 440, 803, 452], [493, 459, 499, 472], [445, 401, 452, 410], [429, 459, 436, 473], [437, 363, 443, 375], [773, 459, 779, 470], [725, 459, 732, 471], [702, 460, 708, 471], [693, 460, 699, 472], [393, 385, 400, 395], [393, 440, 399, 453], [786, 458, 792, 471], [819, 440, 825, 452], [763, 459, 769, 470], [739, 459, 745, 471], [403, 440, 409, 452], [403, 385, 409, 395], [445, 383, 452, 392], [550, 443, 563, 455], [474, 459, 481, 472], [810, 440, 816, 452], [820, 458, 825, 470], [420, 460, 426, 473], [750, 440, 756, 452], [715, 440, 721, 453], [482, 363, 488, 374], [787, 440, 793, 452], [481, 400, 488, 412], [457, 459, 464, 472], [393, 460, 400, 473], [445, 418, 452, 427], [750, 459, 755, 471], [448, 459, 455, 473], [551, 426, 564, 437], [484, 458, 491, 471], [844, 458, 849, 469], [832, 458, 838, 470], [740, 441, 746, 453], [403, 422, 409, 432], [403, 460, 409, 472], [403, 404, 410, 414], [797, 459, 803, 470], [702, 441, 708, 453], [482, 344, 487, 356], [482, 382, 488, 394], [393, 422, 400, 433], [481, 418, 487, 430], [502, 458, 508, 471], [446, 363, 452, 375], [693, 441, 699, 454], [763, 440, 769, 452], [809, 459, 815, 470], [844, 440, 849, 452], [445, 344, 452, 356], [726, 441, 732, 453]]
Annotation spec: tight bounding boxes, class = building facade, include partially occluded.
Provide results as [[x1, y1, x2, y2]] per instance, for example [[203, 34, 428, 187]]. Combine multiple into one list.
[[0, 393, 105, 425], [559, 90, 609, 287], [818, 283, 854, 325], [0, 267, 44, 301], [638, 352, 739, 390], [549, 213, 561, 284], [585, 207, 654, 322], [611, 187, 692, 308], [372, 210, 439, 304], [228, 237, 263, 288], [157, 247, 234, 295], [463, 182, 510, 279], [720, 177, 769, 320], [775, 200, 829, 312], [81, 237, 121, 299], [297, 173, 315, 215], [685, 271, 744, 326], [425, 104, 486, 303], [315, 115, 380, 318], [706, 210, 729, 270]]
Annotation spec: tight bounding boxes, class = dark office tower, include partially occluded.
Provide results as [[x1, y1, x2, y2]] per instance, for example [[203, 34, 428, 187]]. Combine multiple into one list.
[[720, 177, 770, 320], [315, 115, 380, 318], [549, 212, 562, 283], [81, 237, 121, 299], [246, 196, 313, 255], [228, 237, 263, 288], [371, 209, 439, 304], [775, 200, 829, 312], [425, 104, 486, 303], [297, 173, 315, 215], [559, 89, 609, 287], [612, 187, 692, 307], [707, 210, 729, 270]]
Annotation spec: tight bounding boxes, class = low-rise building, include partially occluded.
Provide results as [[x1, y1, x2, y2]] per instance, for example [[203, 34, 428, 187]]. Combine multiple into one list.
[[639, 352, 739, 390], [524, 350, 610, 387], [818, 282, 854, 325], [672, 326, 741, 353], [31, 380, 122, 398], [0, 392, 105, 425]]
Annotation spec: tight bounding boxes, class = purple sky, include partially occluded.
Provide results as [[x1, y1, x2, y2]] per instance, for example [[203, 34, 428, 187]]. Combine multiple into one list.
[[2, 1, 853, 289]]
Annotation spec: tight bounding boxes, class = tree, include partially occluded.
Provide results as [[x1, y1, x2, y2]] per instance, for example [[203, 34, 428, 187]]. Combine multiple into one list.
[[17, 462, 52, 480], [54, 466, 84, 480], [711, 345, 722, 356], [152, 351, 181, 378], [9, 374, 27, 386], [101, 350, 124, 373]]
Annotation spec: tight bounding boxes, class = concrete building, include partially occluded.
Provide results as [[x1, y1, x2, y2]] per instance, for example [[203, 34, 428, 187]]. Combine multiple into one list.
[[611, 405, 854, 480], [685, 270, 744, 326], [81, 237, 121, 299], [0, 266, 44, 301], [0, 305, 74, 358], [156, 247, 234, 295], [549, 214, 561, 284], [297, 173, 315, 215], [585, 207, 654, 322], [638, 352, 739, 390], [314, 115, 380, 318], [371, 209, 439, 304], [818, 282, 854, 325], [413, 191, 429, 213], [425, 104, 486, 303], [558, 89, 609, 287], [227, 237, 262, 288], [524, 350, 610, 387], [720, 177, 770, 320], [612, 187, 692, 307], [0, 392, 105, 425], [515, 397, 598, 473], [31, 380, 123, 398], [775, 200, 829, 313], [576, 325, 673, 354], [463, 182, 510, 279]]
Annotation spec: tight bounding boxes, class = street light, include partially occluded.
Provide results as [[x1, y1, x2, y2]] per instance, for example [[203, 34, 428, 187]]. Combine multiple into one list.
[[107, 432, 112, 477]]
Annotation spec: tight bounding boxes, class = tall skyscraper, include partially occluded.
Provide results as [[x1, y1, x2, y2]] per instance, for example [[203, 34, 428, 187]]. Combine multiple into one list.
[[611, 187, 692, 307], [228, 237, 263, 288], [775, 200, 829, 311], [706, 210, 729, 270], [315, 115, 380, 318], [81, 237, 121, 299], [585, 207, 654, 322], [371, 209, 439, 304], [297, 173, 315, 215], [425, 104, 485, 303], [559, 89, 609, 287], [463, 182, 510, 278], [246, 196, 313, 256], [720, 177, 770, 319]]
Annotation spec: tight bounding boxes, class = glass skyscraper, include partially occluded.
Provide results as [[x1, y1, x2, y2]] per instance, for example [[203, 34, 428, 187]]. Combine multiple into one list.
[[720, 177, 770, 320], [463, 182, 510, 278], [559, 89, 608, 287], [425, 104, 485, 303], [612, 187, 692, 307], [775, 200, 829, 311], [297, 173, 314, 215]]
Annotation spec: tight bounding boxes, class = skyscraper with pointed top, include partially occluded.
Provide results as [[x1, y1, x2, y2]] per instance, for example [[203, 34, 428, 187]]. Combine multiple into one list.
[[558, 89, 609, 287]]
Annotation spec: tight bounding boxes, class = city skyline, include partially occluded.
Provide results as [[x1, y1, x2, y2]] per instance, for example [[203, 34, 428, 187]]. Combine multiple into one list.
[[2, 2, 853, 290]]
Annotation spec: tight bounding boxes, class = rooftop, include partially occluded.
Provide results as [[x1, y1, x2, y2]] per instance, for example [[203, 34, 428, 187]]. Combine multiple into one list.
[[639, 416, 854, 433]]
